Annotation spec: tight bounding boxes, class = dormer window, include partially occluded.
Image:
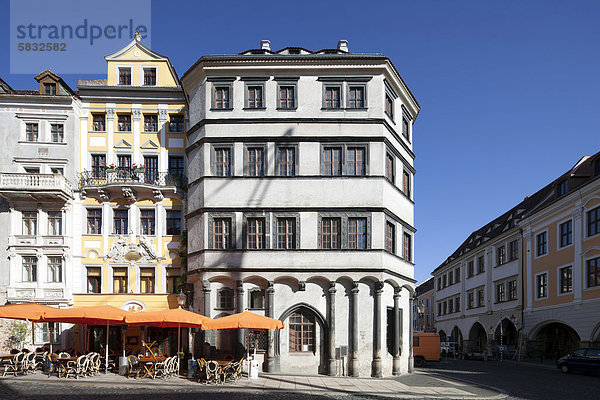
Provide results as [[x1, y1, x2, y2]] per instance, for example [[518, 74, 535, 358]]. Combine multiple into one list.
[[143, 67, 156, 86], [557, 179, 568, 196], [118, 67, 131, 85], [44, 83, 56, 95]]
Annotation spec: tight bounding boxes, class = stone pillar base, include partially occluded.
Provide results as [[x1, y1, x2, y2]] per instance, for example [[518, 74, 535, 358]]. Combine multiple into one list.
[[392, 356, 401, 375], [408, 355, 414, 373], [328, 358, 337, 376], [349, 357, 359, 377], [264, 356, 276, 372], [371, 358, 382, 378]]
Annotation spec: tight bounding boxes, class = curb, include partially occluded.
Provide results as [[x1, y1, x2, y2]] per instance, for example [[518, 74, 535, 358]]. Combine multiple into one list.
[[421, 369, 509, 400]]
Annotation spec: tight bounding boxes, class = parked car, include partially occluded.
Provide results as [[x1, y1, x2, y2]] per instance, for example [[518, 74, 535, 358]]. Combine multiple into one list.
[[557, 348, 600, 374], [440, 341, 458, 357]]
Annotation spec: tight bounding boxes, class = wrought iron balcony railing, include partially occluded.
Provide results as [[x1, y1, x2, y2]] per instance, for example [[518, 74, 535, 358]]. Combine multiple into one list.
[[79, 169, 186, 189]]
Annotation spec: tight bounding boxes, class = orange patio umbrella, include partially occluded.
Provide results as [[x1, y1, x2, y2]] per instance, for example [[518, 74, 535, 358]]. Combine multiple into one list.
[[201, 311, 284, 331], [42, 305, 130, 373], [0, 302, 55, 322], [126, 307, 213, 375]]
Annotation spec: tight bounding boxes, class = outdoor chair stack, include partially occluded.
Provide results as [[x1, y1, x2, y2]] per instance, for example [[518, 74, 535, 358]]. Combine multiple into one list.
[[222, 358, 244, 383], [65, 355, 89, 379], [1, 352, 26, 376]]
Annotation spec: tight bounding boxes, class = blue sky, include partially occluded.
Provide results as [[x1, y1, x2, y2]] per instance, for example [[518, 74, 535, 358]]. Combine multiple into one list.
[[1, 0, 599, 284]]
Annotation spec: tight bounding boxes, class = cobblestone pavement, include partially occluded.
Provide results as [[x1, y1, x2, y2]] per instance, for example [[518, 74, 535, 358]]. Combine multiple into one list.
[[0, 369, 504, 399], [424, 358, 600, 400]]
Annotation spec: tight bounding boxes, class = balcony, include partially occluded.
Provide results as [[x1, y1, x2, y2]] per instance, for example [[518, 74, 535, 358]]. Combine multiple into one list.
[[79, 169, 186, 201], [0, 173, 73, 202]]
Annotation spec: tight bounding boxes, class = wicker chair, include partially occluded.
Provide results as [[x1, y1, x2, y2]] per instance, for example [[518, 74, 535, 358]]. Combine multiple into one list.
[[126, 355, 142, 379], [65, 355, 88, 379], [23, 351, 36, 374], [205, 360, 223, 384], [1, 352, 25, 376], [222, 358, 244, 383]]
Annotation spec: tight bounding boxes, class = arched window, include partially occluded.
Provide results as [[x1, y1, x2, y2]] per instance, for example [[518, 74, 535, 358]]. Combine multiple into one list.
[[289, 310, 315, 352]]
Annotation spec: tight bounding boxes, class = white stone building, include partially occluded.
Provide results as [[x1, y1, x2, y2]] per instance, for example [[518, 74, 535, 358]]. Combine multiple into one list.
[[181, 40, 420, 376], [0, 72, 79, 349]]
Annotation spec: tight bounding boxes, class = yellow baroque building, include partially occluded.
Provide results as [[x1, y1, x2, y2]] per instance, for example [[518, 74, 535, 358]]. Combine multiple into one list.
[[73, 34, 187, 354]]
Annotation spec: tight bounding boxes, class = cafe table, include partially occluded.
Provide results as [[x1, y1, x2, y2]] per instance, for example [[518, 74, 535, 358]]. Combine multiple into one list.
[[54, 356, 77, 378], [138, 356, 166, 379]]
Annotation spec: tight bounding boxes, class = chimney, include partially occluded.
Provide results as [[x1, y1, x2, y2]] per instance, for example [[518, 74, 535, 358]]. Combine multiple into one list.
[[260, 40, 271, 51], [337, 40, 348, 53]]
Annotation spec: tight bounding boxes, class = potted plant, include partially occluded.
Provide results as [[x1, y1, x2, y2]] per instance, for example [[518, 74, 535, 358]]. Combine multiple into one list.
[[133, 163, 145, 173], [105, 163, 117, 173]]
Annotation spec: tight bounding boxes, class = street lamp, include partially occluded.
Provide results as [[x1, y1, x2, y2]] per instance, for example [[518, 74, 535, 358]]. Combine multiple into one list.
[[176, 289, 187, 309]]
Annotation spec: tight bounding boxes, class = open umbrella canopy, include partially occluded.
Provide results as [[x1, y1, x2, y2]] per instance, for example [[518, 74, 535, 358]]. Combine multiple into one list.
[[125, 307, 212, 328], [201, 311, 284, 330], [42, 305, 130, 325], [0, 302, 55, 322]]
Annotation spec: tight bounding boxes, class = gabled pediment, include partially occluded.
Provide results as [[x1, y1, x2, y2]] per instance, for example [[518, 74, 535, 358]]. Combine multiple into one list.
[[114, 139, 132, 149], [141, 139, 159, 150]]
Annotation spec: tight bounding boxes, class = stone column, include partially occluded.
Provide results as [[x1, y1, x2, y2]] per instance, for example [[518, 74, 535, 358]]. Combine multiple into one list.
[[264, 281, 276, 372], [349, 281, 360, 377], [236, 280, 245, 358], [328, 281, 337, 376], [392, 288, 401, 375], [408, 293, 415, 373], [371, 281, 383, 378], [202, 280, 214, 354]]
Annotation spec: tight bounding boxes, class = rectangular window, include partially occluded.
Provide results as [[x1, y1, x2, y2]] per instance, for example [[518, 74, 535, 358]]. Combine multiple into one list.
[[442, 275, 447, 288], [348, 217, 367, 250], [113, 209, 128, 235], [113, 267, 128, 294], [91, 154, 106, 178], [321, 217, 341, 249], [437, 303, 442, 316], [247, 217, 265, 249], [289, 311, 314, 352], [214, 148, 232, 176], [587, 257, 600, 288], [536, 273, 548, 298], [348, 86, 364, 108], [403, 171, 411, 197], [218, 288, 234, 309], [509, 240, 519, 261], [166, 210, 182, 235], [443, 302, 447, 315], [560, 266, 573, 294], [143, 67, 156, 86], [87, 267, 101, 293], [279, 86, 295, 109], [169, 114, 184, 132], [448, 299, 453, 314], [117, 114, 131, 132], [247, 147, 264, 177], [246, 86, 263, 108], [48, 256, 62, 283], [23, 256, 37, 282], [536, 232, 547, 256], [455, 267, 460, 282], [26, 123, 38, 142], [34, 322, 60, 345], [385, 95, 393, 120], [166, 268, 180, 294], [168, 156, 185, 178], [478, 255, 485, 274], [496, 283, 505, 303], [403, 232, 412, 261], [277, 147, 295, 176], [92, 114, 105, 131], [249, 289, 265, 309], [214, 86, 230, 109], [477, 289, 484, 307], [117, 154, 131, 170], [213, 218, 232, 249], [87, 209, 102, 234], [22, 211, 37, 235], [468, 292, 474, 309], [277, 218, 296, 249], [497, 245, 506, 266], [324, 87, 341, 109], [347, 147, 365, 176], [144, 114, 158, 132], [118, 67, 131, 85], [44, 83, 56, 95], [48, 211, 62, 235], [508, 280, 517, 300], [51, 124, 64, 143], [385, 153, 394, 182], [402, 117, 409, 140], [323, 147, 342, 176], [385, 221, 395, 253], [468, 260, 474, 277], [448, 271, 453, 285], [455, 296, 460, 312], [140, 268, 155, 293], [560, 220, 573, 248], [587, 207, 600, 237], [140, 209, 155, 235]]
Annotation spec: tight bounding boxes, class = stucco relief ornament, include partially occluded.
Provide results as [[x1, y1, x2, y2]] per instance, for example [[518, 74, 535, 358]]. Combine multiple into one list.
[[106, 235, 161, 263], [134, 30, 142, 42], [106, 236, 128, 261]]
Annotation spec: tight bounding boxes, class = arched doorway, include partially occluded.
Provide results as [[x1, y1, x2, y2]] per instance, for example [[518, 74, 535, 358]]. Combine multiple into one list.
[[468, 322, 487, 353], [494, 319, 518, 347], [532, 322, 580, 360], [276, 304, 328, 375], [438, 330, 447, 342], [451, 326, 463, 354]]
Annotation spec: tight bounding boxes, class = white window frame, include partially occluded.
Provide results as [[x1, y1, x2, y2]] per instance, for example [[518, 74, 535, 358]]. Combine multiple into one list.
[[535, 271, 549, 300]]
